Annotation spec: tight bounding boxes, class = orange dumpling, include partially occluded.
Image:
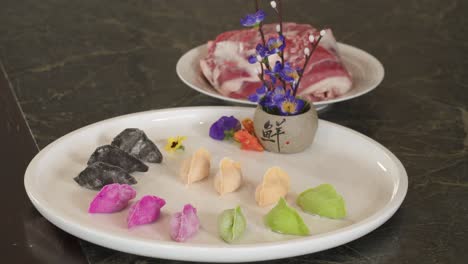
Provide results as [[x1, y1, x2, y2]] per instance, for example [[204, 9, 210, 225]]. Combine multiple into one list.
[[214, 158, 243, 195], [255, 167, 290, 207], [180, 148, 211, 185]]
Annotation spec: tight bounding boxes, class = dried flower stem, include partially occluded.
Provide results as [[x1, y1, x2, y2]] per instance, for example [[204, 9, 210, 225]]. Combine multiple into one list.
[[275, 0, 287, 89], [254, 0, 271, 71], [278, 1, 283, 32], [259, 62, 267, 87], [293, 33, 324, 96], [254, 0, 267, 49]]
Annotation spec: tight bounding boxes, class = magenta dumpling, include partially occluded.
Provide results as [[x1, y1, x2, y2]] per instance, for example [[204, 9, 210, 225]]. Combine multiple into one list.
[[170, 204, 200, 242], [88, 183, 136, 214], [127, 195, 166, 228]]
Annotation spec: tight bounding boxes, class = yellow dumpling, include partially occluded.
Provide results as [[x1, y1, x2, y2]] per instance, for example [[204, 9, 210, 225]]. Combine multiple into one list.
[[180, 148, 211, 185], [255, 167, 290, 207], [214, 158, 243, 195]]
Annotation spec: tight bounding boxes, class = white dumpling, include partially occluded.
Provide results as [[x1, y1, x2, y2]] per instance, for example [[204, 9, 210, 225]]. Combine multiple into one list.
[[255, 167, 290, 207], [214, 158, 242, 195], [180, 148, 211, 185]]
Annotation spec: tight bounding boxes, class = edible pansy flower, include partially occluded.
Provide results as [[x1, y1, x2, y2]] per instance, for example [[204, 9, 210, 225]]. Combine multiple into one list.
[[240, 10, 266, 27], [209, 116, 241, 140], [266, 35, 286, 54], [277, 96, 306, 116], [165, 136, 187, 152], [248, 85, 267, 103], [264, 61, 283, 84], [234, 129, 264, 152], [279, 63, 300, 84]]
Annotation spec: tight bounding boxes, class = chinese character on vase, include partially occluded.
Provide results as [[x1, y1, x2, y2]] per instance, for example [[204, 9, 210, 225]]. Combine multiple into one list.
[[261, 119, 286, 152]]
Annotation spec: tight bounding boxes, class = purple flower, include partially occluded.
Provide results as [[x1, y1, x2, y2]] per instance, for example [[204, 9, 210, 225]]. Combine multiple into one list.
[[209, 116, 241, 140], [277, 96, 306, 116], [260, 86, 287, 108], [280, 63, 300, 84], [265, 61, 283, 83], [248, 85, 267, 102], [256, 44, 269, 57], [240, 10, 266, 27], [247, 44, 270, 64], [266, 35, 286, 54]]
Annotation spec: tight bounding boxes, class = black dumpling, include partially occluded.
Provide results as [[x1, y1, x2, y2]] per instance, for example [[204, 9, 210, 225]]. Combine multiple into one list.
[[74, 162, 137, 190], [111, 128, 163, 163], [87, 145, 148, 173]]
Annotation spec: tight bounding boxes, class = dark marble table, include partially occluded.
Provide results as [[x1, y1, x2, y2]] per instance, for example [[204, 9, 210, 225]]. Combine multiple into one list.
[[1, 0, 467, 263]]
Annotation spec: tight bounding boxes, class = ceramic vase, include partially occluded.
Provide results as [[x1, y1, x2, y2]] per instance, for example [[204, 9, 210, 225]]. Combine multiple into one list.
[[253, 105, 318, 153]]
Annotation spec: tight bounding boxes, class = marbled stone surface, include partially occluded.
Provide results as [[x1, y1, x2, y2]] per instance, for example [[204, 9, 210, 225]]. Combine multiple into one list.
[[1, 0, 467, 263]]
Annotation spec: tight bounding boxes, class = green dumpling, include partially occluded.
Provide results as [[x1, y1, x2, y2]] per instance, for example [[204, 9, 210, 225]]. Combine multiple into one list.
[[265, 198, 309, 236], [296, 184, 346, 219], [218, 206, 247, 243]]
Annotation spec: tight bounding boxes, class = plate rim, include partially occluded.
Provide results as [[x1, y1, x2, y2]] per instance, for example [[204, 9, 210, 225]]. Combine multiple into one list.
[[176, 43, 385, 106], [24, 106, 406, 262]]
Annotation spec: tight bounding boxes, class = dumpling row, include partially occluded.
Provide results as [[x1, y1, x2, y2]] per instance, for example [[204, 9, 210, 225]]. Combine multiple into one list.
[[180, 148, 243, 195], [179, 148, 291, 207]]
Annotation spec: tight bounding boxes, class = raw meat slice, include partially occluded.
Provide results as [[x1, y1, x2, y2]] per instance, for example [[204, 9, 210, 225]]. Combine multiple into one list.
[[200, 23, 352, 101]]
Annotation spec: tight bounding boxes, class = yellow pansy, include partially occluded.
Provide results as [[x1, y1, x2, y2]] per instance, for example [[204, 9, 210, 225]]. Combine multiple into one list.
[[165, 136, 187, 152]]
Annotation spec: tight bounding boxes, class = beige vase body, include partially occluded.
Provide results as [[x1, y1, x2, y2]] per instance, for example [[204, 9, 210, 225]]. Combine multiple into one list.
[[253, 106, 318, 153]]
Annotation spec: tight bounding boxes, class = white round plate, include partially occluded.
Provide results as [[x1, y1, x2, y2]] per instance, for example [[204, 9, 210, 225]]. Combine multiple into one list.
[[25, 107, 406, 263], [176, 44, 385, 110]]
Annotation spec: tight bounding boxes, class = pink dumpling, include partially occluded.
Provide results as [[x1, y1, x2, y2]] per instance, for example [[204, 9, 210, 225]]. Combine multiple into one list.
[[88, 183, 136, 214], [127, 195, 166, 228], [170, 204, 200, 242]]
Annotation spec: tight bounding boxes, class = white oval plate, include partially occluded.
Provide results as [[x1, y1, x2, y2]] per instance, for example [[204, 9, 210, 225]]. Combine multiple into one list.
[[176, 44, 385, 109], [24, 107, 406, 263]]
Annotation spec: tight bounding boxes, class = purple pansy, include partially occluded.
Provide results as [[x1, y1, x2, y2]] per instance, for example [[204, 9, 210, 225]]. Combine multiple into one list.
[[240, 10, 266, 27], [266, 35, 286, 54], [209, 116, 241, 140]]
